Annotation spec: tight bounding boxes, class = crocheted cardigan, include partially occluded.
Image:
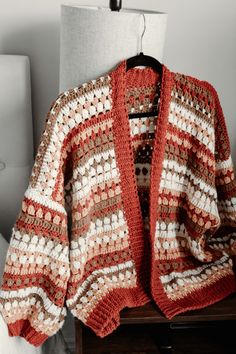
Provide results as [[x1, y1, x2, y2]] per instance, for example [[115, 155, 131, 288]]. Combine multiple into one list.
[[0, 59, 236, 347]]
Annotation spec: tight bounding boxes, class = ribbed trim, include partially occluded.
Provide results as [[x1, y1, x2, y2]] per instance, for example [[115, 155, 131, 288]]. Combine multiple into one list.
[[82, 59, 169, 337], [151, 272, 236, 319], [86, 287, 150, 337], [109, 59, 152, 295], [110, 59, 171, 295], [125, 66, 160, 88], [109, 59, 174, 305], [8, 319, 48, 347]]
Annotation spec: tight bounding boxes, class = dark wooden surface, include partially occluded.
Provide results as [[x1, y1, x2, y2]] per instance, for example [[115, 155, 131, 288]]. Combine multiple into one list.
[[75, 293, 236, 354], [119, 293, 236, 324]]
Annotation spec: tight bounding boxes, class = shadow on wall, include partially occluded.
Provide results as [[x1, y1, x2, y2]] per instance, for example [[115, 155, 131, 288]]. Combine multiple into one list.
[[1, 21, 61, 152]]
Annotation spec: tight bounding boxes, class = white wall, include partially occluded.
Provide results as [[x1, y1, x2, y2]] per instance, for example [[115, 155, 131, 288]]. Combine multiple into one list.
[[0, 0, 236, 155], [0, 0, 235, 156], [0, 0, 236, 350]]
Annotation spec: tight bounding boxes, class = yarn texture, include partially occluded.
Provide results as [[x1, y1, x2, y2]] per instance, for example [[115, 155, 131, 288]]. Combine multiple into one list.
[[0, 59, 236, 346]]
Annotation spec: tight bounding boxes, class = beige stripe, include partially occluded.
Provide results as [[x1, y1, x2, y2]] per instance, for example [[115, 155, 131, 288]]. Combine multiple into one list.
[[70, 273, 137, 323]]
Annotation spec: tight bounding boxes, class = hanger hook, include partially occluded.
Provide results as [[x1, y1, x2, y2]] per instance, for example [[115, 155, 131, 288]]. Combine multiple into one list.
[[140, 13, 146, 53]]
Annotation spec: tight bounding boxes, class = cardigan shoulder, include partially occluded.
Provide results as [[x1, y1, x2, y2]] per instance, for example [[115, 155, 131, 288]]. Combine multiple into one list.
[[170, 71, 218, 151], [47, 73, 112, 129], [28, 73, 113, 201], [171, 71, 227, 131], [172, 71, 218, 113], [36, 72, 112, 167], [170, 70, 229, 157]]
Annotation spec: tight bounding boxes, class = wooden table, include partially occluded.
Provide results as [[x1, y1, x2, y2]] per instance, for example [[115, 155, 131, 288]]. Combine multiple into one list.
[[74, 293, 236, 354]]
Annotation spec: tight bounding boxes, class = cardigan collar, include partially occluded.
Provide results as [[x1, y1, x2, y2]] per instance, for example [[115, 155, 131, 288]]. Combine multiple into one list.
[[109, 59, 173, 292]]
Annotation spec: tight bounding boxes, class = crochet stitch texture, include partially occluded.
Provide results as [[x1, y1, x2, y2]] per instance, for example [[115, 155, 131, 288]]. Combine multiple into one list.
[[0, 59, 236, 346]]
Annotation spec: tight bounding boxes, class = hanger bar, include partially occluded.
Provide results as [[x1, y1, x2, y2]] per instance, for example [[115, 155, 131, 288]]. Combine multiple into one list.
[[126, 53, 163, 74], [128, 110, 159, 119]]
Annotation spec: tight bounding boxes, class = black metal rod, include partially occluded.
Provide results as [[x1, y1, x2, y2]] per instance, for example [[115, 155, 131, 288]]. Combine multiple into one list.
[[110, 0, 122, 11]]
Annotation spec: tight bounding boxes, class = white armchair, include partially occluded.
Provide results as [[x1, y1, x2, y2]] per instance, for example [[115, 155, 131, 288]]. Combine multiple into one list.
[[0, 55, 70, 354]]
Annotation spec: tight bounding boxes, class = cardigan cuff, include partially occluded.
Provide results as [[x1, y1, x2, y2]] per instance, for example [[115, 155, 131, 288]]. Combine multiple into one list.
[[85, 287, 150, 337], [7, 319, 48, 347]]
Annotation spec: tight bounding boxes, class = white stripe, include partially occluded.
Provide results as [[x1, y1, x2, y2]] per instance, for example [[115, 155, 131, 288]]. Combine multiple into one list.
[[70, 211, 126, 253], [70, 277, 136, 322], [170, 102, 214, 133], [24, 188, 66, 214], [169, 101, 214, 153], [73, 169, 119, 201], [9, 236, 69, 264], [73, 148, 116, 180], [72, 149, 119, 201], [209, 232, 236, 244], [217, 196, 236, 214], [0, 287, 66, 317], [36, 130, 64, 195], [66, 260, 135, 307], [160, 159, 219, 218], [162, 158, 216, 197], [1, 303, 65, 329], [160, 255, 231, 284], [34, 80, 112, 194], [155, 221, 187, 239], [216, 155, 234, 170]]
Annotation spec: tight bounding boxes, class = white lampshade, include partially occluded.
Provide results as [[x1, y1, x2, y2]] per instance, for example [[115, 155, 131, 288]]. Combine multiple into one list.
[[59, 4, 168, 92]]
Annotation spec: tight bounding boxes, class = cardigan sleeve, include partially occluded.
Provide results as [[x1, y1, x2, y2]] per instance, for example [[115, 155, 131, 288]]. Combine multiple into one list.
[[207, 82, 236, 265], [0, 95, 71, 347]]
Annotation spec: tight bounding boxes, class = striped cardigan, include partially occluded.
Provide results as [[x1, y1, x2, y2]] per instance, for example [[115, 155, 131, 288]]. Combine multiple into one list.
[[0, 59, 236, 346]]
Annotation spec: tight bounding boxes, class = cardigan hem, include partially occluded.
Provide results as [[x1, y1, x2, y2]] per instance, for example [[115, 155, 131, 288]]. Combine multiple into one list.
[[7, 319, 48, 347], [85, 286, 150, 337], [151, 272, 236, 319]]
